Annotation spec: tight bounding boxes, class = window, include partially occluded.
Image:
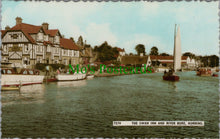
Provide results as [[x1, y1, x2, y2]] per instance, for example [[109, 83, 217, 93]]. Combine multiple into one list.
[[24, 45, 28, 52], [7, 70, 12, 74], [37, 57, 41, 63], [29, 70, 33, 75], [23, 70, 27, 75]]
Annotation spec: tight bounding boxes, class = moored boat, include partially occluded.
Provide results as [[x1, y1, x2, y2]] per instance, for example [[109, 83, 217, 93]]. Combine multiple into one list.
[[212, 72, 218, 77], [86, 74, 94, 79], [56, 72, 86, 81], [196, 68, 212, 77], [1, 86, 20, 91], [1, 68, 44, 87]]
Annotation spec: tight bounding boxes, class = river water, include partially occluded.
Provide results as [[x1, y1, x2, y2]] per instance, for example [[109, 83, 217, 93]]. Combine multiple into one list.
[[1, 71, 219, 138]]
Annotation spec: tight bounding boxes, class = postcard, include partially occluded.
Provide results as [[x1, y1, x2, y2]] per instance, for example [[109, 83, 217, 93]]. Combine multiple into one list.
[[1, 0, 219, 138]]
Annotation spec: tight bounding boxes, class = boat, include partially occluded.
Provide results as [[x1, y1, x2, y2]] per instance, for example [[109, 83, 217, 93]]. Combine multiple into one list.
[[1, 86, 20, 91], [212, 73, 218, 77], [196, 68, 212, 77], [87, 74, 94, 79], [1, 68, 44, 87], [163, 24, 181, 81], [56, 72, 86, 81]]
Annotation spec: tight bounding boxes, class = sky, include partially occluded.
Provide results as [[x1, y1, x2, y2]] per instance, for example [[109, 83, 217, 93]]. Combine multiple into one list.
[[1, 1, 219, 56]]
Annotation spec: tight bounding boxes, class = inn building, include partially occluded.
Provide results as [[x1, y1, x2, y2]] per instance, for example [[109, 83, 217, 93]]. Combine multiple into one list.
[[1, 17, 81, 68]]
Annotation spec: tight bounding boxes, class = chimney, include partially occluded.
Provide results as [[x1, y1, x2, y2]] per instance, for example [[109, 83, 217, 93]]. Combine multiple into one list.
[[5, 25, 10, 30], [16, 17, 22, 25], [42, 22, 49, 30]]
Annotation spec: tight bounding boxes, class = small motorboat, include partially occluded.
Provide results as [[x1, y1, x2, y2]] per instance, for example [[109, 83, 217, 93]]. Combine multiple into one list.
[[1, 68, 44, 87], [212, 73, 218, 77], [196, 68, 212, 77]]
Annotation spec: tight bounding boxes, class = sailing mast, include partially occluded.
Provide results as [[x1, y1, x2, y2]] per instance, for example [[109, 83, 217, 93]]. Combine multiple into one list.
[[173, 24, 182, 72]]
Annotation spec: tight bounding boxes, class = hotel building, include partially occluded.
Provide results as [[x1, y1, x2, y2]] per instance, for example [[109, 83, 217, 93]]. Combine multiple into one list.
[[1, 17, 81, 68]]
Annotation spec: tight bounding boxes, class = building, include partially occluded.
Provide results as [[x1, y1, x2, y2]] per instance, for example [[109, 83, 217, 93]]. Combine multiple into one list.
[[1, 17, 80, 68], [119, 55, 198, 69], [147, 55, 198, 68]]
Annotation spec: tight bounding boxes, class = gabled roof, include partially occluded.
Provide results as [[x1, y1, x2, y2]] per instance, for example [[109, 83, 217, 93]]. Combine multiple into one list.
[[60, 38, 79, 50], [2, 23, 63, 44], [44, 29, 61, 37]]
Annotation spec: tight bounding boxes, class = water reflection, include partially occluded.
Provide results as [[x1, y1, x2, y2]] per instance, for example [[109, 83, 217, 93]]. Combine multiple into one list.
[[56, 80, 87, 88], [2, 84, 45, 106], [168, 81, 178, 92]]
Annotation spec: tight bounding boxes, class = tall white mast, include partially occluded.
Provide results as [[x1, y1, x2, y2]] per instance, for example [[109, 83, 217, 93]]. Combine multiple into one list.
[[173, 24, 182, 72]]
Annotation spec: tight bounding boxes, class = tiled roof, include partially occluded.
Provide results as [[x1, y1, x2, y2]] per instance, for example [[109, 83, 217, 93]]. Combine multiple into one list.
[[117, 47, 125, 52], [60, 38, 79, 50], [121, 56, 149, 65], [10, 23, 42, 34], [2, 23, 63, 44], [44, 29, 59, 37], [1, 30, 6, 38]]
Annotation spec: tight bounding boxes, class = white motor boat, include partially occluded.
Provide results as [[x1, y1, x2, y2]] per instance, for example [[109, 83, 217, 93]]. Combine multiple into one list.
[[1, 68, 44, 87]]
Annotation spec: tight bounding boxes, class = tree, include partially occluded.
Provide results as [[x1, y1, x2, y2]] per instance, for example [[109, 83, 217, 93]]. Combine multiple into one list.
[[135, 44, 145, 55], [129, 53, 134, 56], [77, 36, 84, 46], [183, 52, 195, 58], [150, 46, 159, 55], [95, 41, 119, 62], [70, 37, 75, 43], [160, 53, 170, 56]]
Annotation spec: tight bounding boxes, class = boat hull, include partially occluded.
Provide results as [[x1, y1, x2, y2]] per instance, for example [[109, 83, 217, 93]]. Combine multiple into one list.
[[56, 74, 86, 81], [1, 74, 44, 87], [87, 75, 94, 79], [163, 75, 179, 81], [1, 86, 20, 91], [44, 78, 58, 82]]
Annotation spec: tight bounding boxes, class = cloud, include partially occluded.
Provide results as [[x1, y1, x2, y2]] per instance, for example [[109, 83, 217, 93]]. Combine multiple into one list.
[[85, 23, 117, 46], [120, 34, 168, 55]]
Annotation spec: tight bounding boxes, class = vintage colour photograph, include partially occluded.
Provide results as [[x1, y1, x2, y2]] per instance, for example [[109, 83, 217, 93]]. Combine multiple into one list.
[[0, 0, 219, 138]]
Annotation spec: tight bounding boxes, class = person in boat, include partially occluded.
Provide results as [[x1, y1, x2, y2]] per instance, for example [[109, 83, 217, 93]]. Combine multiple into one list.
[[164, 70, 167, 75]]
